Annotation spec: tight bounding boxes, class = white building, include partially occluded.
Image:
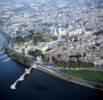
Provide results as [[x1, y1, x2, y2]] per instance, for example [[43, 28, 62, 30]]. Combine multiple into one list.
[[54, 28, 67, 39], [69, 28, 83, 36], [34, 39, 64, 54]]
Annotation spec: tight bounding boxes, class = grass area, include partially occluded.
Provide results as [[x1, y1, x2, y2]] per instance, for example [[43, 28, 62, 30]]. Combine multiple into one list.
[[14, 33, 57, 45], [66, 70, 103, 83]]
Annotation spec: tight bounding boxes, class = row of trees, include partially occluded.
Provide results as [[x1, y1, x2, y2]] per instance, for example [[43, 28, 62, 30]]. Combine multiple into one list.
[[14, 36, 28, 45], [28, 49, 42, 60], [4, 47, 31, 67], [32, 33, 47, 44], [54, 60, 95, 68], [43, 56, 95, 68], [12, 53, 31, 66]]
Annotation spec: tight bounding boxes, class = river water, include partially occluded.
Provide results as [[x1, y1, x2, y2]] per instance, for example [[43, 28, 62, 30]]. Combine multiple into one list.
[[0, 33, 103, 100]]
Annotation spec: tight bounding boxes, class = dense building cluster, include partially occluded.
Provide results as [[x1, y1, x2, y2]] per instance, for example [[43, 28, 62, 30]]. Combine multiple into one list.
[[0, 0, 103, 37], [0, 0, 103, 66]]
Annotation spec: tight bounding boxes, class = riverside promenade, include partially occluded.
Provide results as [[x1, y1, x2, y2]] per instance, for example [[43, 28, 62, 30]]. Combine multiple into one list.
[[36, 65, 103, 91]]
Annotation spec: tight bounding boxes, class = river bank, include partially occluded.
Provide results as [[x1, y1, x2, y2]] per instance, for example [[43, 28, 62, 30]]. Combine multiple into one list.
[[36, 65, 103, 91], [4, 47, 32, 68], [0, 31, 31, 68]]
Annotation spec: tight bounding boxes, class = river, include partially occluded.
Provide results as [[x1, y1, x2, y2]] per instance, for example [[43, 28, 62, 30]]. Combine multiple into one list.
[[0, 33, 103, 100]]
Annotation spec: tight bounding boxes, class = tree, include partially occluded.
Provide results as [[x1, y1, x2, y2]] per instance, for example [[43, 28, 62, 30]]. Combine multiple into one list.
[[33, 49, 42, 59], [32, 33, 45, 44]]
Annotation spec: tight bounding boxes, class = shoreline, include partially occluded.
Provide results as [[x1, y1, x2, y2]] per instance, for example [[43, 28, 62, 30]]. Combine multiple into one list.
[[4, 48, 31, 68], [0, 32, 30, 68], [36, 65, 103, 92]]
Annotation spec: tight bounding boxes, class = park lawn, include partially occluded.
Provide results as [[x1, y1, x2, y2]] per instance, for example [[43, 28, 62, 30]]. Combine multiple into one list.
[[66, 70, 103, 83]]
